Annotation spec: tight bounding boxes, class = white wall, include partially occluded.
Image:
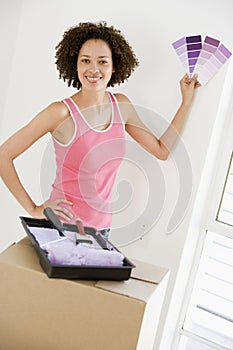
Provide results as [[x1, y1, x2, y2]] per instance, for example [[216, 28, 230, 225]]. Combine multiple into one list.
[[0, 0, 233, 349], [0, 1, 23, 129]]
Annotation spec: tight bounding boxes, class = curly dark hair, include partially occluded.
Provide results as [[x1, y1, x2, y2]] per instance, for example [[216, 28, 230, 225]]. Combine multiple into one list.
[[55, 21, 139, 89]]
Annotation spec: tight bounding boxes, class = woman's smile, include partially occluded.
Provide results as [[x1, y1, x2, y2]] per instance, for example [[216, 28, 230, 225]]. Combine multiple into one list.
[[85, 75, 103, 83]]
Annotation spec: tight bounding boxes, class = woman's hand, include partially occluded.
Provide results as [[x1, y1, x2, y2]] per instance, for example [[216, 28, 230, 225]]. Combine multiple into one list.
[[180, 73, 201, 107], [31, 198, 74, 222]]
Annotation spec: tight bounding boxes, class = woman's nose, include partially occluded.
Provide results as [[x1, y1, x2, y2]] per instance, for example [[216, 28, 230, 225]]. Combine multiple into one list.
[[89, 63, 99, 73]]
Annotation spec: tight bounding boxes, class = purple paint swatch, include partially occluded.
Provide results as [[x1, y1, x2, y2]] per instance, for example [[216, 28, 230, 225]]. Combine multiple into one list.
[[214, 49, 228, 63], [186, 35, 202, 44], [219, 44, 232, 58], [172, 37, 186, 50], [172, 34, 232, 85], [188, 51, 200, 58], [202, 43, 218, 53], [187, 43, 202, 51], [205, 36, 220, 47], [186, 36, 202, 77], [172, 35, 202, 78]]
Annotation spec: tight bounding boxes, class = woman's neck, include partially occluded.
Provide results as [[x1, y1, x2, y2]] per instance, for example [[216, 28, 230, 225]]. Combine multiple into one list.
[[73, 89, 109, 109]]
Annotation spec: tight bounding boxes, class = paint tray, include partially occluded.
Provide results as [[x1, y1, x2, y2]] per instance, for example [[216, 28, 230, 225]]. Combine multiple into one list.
[[20, 216, 135, 280]]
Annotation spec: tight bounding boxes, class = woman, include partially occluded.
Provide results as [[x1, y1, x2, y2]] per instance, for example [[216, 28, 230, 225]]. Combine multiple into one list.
[[0, 21, 199, 232]]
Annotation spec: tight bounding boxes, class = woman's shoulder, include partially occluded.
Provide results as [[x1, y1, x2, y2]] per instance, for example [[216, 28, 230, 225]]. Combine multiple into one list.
[[46, 100, 71, 122], [111, 92, 135, 124], [35, 99, 72, 133], [112, 92, 132, 104], [47, 100, 69, 114]]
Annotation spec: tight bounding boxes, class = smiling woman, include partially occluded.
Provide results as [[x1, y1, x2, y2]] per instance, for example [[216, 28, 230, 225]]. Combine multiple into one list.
[[0, 21, 199, 234], [55, 21, 139, 89], [77, 39, 114, 91]]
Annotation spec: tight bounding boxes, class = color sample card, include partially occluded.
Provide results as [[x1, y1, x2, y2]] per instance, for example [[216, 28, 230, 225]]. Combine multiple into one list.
[[172, 35, 202, 78], [172, 35, 232, 86]]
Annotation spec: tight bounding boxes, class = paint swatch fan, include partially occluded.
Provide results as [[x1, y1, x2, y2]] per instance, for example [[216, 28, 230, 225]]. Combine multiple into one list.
[[172, 35, 232, 86]]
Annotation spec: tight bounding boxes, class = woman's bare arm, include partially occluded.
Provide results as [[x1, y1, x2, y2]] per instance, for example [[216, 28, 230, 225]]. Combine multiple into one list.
[[0, 101, 73, 220], [116, 74, 199, 160]]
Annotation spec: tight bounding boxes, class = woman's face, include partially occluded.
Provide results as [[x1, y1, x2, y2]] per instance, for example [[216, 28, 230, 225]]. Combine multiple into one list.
[[77, 39, 114, 91]]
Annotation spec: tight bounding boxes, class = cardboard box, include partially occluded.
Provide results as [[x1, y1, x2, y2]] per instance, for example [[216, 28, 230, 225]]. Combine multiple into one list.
[[0, 237, 169, 350]]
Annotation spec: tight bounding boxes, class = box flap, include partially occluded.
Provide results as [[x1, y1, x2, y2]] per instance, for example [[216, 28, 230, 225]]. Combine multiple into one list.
[[130, 259, 168, 284], [96, 259, 169, 302], [17, 236, 33, 247], [96, 278, 156, 302]]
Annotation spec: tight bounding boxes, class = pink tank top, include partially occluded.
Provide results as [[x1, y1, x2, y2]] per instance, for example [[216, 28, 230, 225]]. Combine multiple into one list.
[[49, 92, 126, 229]]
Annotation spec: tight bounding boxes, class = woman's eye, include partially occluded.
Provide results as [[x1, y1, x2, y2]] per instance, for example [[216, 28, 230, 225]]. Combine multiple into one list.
[[81, 59, 90, 63]]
